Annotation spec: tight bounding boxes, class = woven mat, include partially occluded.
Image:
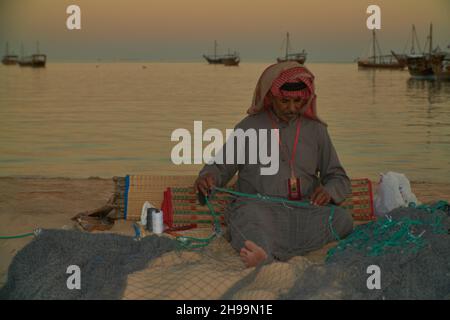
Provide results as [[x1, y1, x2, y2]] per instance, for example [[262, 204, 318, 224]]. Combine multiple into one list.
[[116, 175, 374, 222]]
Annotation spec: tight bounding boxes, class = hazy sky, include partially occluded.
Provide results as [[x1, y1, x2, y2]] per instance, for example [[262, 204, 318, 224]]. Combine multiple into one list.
[[1, 0, 449, 61]]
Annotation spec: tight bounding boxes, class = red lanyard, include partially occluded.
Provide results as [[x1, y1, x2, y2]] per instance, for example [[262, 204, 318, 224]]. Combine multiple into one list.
[[267, 111, 301, 178]]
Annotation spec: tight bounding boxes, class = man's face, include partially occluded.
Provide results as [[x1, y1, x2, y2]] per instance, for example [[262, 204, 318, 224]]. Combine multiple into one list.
[[271, 95, 307, 122]]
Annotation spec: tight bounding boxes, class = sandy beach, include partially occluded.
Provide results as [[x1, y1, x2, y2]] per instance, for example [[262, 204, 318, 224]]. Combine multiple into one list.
[[1, 176, 449, 288]]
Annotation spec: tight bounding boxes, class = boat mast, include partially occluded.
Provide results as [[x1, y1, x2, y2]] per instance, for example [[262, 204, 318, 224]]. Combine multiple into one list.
[[428, 23, 433, 55], [36, 41, 40, 54], [412, 24, 423, 54], [285, 32, 289, 59], [372, 30, 377, 64], [5, 41, 9, 55], [214, 40, 217, 59], [411, 25, 416, 54]]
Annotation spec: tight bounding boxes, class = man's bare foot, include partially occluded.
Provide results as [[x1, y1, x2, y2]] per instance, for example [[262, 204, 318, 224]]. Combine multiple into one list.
[[239, 240, 268, 268]]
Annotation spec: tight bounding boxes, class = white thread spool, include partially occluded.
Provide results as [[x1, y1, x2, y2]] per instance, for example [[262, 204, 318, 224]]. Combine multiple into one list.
[[152, 210, 163, 234], [141, 201, 154, 226]]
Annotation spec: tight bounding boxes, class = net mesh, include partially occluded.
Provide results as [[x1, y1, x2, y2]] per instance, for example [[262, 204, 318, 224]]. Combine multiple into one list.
[[123, 199, 450, 300], [121, 226, 319, 300], [281, 205, 450, 300], [123, 229, 253, 300], [2, 175, 449, 300]]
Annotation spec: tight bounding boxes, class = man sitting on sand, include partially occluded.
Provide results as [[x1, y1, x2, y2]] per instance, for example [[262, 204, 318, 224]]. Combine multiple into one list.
[[194, 62, 353, 268]]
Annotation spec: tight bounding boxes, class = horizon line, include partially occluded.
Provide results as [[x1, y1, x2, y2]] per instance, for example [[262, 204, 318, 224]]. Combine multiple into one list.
[[21, 59, 356, 64]]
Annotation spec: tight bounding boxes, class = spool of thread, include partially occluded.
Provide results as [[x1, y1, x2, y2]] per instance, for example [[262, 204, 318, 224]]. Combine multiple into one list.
[[151, 210, 164, 234], [141, 201, 155, 226], [146, 208, 157, 231]]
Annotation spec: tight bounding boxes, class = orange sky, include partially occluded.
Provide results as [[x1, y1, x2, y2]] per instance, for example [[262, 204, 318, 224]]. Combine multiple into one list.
[[1, 0, 449, 61]]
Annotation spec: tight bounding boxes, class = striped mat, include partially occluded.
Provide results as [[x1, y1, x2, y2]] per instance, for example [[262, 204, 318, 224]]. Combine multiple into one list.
[[114, 175, 374, 225]]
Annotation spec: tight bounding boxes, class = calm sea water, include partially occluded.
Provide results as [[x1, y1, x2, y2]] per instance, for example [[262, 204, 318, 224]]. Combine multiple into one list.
[[0, 62, 449, 183]]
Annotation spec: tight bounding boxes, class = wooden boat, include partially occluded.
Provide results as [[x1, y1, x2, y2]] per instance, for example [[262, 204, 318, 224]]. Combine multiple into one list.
[[1, 55, 18, 65], [1, 42, 18, 65], [18, 43, 32, 67], [358, 55, 405, 69], [277, 32, 307, 64], [222, 57, 240, 66], [405, 24, 443, 79], [31, 54, 46, 67], [18, 42, 46, 68], [203, 55, 223, 64], [203, 41, 239, 65], [19, 54, 46, 68], [406, 54, 434, 79], [222, 52, 240, 66], [357, 30, 405, 69]]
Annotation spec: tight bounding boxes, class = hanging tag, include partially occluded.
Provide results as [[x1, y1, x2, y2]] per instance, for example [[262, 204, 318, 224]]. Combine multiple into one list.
[[287, 177, 302, 200]]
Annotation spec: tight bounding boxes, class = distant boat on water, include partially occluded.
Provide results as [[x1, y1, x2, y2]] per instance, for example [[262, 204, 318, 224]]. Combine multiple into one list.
[[276, 32, 307, 64], [405, 55, 434, 79], [203, 41, 240, 65], [18, 42, 47, 68], [203, 41, 222, 64], [222, 56, 240, 66], [222, 49, 240, 66], [1, 42, 18, 65], [404, 24, 446, 80], [357, 30, 405, 69]]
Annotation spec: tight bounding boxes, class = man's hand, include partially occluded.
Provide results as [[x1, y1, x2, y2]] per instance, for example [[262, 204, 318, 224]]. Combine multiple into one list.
[[194, 173, 216, 196], [310, 186, 331, 206]]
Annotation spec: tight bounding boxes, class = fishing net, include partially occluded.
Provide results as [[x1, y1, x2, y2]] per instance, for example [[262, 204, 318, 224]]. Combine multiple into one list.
[[279, 203, 450, 300], [0, 229, 176, 300], [1, 179, 449, 300]]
